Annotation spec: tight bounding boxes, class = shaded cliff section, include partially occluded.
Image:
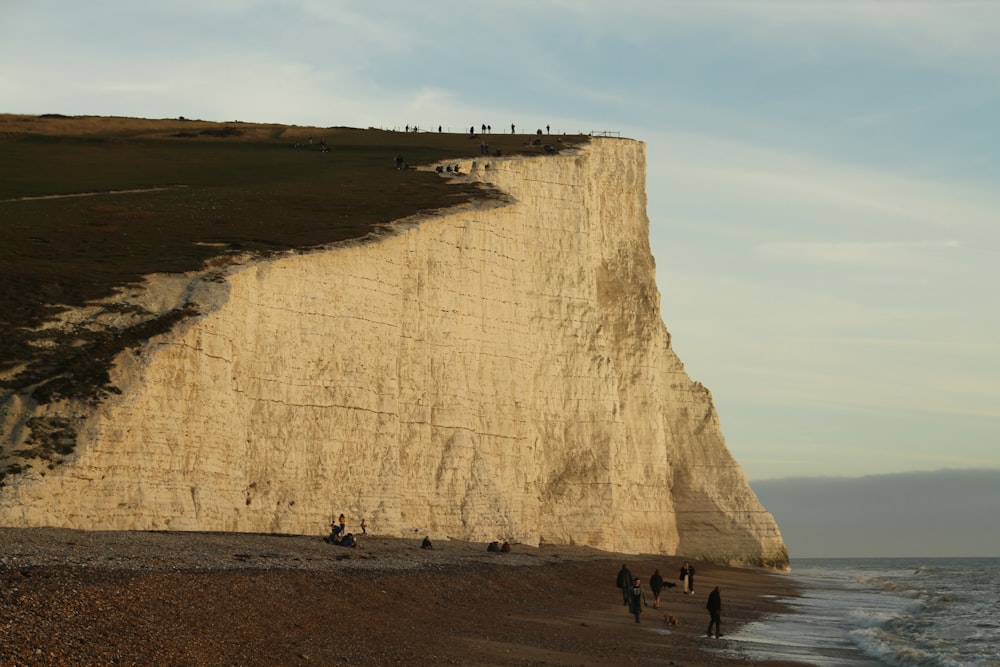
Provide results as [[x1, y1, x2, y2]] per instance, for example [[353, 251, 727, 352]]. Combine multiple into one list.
[[0, 139, 788, 569]]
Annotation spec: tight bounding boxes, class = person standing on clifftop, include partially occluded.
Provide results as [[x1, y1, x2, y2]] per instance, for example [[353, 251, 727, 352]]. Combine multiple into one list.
[[706, 586, 722, 638], [680, 561, 695, 595], [616, 564, 633, 605], [628, 577, 648, 624]]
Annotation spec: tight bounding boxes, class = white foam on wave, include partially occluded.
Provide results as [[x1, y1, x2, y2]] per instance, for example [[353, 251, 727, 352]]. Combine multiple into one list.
[[845, 607, 899, 629], [879, 580, 924, 597], [851, 625, 970, 667], [731, 558, 1000, 667]]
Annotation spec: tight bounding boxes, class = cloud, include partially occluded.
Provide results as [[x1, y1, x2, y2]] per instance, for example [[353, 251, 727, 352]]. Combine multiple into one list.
[[649, 131, 1000, 229], [755, 239, 961, 268], [647, 127, 999, 432], [681, 1, 1000, 66]]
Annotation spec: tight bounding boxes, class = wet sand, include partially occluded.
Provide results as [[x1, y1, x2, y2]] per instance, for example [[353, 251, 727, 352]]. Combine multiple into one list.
[[0, 529, 808, 666]]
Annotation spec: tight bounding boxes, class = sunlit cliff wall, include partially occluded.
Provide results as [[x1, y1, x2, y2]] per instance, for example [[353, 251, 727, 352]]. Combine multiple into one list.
[[0, 139, 787, 568]]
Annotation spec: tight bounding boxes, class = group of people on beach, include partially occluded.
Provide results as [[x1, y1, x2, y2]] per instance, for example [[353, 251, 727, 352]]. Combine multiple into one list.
[[616, 562, 723, 638], [324, 513, 367, 548], [325, 518, 514, 557]]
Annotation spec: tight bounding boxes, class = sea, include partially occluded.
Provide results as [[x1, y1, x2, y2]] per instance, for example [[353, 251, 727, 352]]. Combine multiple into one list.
[[710, 557, 1000, 667]]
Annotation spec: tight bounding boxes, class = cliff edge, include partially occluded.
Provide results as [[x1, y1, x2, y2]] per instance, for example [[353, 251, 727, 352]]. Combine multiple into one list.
[[0, 138, 788, 568]]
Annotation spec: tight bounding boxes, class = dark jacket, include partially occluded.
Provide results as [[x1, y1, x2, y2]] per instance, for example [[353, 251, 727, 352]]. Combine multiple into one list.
[[616, 566, 633, 589], [707, 588, 722, 613], [628, 583, 647, 613], [650, 571, 664, 595]]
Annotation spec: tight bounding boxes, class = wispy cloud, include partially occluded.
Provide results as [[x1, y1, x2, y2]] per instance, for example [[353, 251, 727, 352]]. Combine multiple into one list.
[[755, 239, 961, 268], [650, 131, 1000, 229], [684, 1, 1000, 65]]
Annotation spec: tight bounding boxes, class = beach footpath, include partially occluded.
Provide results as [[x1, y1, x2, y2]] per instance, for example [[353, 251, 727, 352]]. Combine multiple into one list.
[[0, 528, 807, 666]]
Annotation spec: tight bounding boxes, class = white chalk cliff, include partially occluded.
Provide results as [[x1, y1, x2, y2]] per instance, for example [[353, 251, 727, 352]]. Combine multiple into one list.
[[0, 138, 787, 568]]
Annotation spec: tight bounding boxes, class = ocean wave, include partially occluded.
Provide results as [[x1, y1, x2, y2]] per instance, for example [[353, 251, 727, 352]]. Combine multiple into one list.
[[852, 626, 967, 667], [878, 581, 925, 597], [845, 607, 899, 629]]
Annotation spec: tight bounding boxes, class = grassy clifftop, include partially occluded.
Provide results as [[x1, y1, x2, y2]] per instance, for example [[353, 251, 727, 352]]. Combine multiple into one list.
[[0, 114, 584, 477]]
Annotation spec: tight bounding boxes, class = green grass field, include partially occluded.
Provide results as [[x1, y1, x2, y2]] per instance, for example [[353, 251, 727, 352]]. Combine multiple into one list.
[[0, 115, 584, 473]]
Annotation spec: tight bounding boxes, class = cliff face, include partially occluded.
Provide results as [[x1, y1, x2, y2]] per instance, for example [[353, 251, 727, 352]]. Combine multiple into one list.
[[0, 139, 787, 568]]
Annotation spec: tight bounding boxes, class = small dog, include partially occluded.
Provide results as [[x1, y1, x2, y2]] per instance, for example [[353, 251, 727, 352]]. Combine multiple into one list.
[[664, 614, 680, 627]]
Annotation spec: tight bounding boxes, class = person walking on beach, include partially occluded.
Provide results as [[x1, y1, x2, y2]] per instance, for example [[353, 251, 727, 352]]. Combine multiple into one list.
[[680, 561, 695, 594], [649, 569, 665, 609], [616, 563, 633, 605], [706, 586, 722, 638], [628, 577, 648, 624]]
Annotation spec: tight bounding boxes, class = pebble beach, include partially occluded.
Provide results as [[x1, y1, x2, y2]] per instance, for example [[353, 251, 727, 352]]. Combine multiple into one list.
[[0, 528, 808, 666]]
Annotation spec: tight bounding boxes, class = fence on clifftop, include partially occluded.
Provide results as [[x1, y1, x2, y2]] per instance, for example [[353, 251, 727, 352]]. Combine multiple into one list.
[[371, 125, 623, 138]]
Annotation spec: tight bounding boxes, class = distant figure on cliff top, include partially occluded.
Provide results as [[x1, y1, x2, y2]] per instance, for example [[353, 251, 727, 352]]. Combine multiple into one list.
[[481, 123, 487, 134], [680, 562, 695, 595], [547, 124, 550, 133], [616, 564, 633, 605], [649, 569, 665, 609], [421, 536, 433, 549], [438, 125, 442, 133], [511, 123, 516, 134]]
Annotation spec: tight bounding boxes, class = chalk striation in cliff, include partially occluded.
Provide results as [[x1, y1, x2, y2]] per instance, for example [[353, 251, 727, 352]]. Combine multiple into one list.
[[0, 139, 787, 568]]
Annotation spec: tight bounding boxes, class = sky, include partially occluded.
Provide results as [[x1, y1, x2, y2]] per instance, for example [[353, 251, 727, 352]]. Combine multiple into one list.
[[751, 469, 1000, 557], [2, 2, 998, 494]]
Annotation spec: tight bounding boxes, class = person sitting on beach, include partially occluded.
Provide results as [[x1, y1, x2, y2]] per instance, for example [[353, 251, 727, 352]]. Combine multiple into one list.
[[326, 522, 344, 544], [421, 536, 433, 549], [500, 541, 511, 553], [487, 541, 500, 553], [340, 533, 357, 548]]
